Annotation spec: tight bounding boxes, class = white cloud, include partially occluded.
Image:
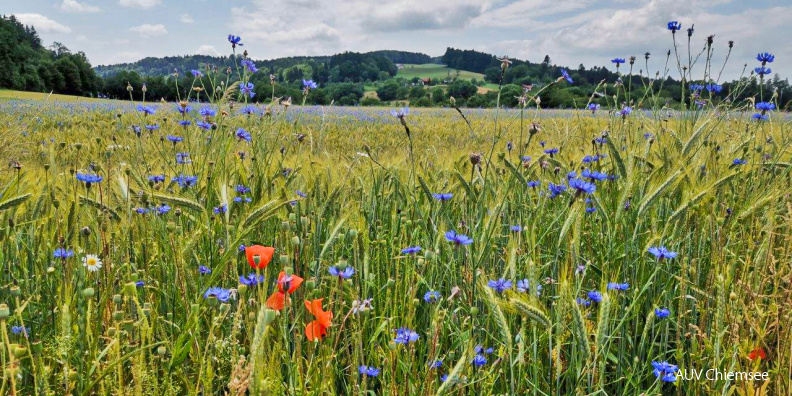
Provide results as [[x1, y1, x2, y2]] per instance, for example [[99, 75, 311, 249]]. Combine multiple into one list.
[[59, 0, 100, 13], [119, 0, 161, 10], [180, 14, 194, 24], [129, 23, 167, 37], [196, 45, 220, 56], [14, 13, 72, 33]]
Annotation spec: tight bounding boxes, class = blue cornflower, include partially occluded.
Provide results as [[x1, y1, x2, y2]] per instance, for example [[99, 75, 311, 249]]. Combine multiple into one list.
[[176, 152, 191, 164], [198, 265, 212, 275], [155, 204, 171, 215], [233, 196, 252, 203], [172, 174, 198, 188], [527, 180, 540, 188], [424, 291, 441, 303], [566, 171, 577, 180], [177, 105, 192, 115], [611, 58, 626, 65], [521, 155, 532, 162], [239, 82, 255, 98], [239, 273, 265, 286], [401, 246, 422, 254], [10, 326, 30, 336], [487, 278, 512, 294], [329, 266, 355, 279], [733, 158, 747, 165], [544, 148, 559, 155], [472, 354, 487, 367], [582, 155, 598, 163], [429, 359, 443, 369], [136, 281, 145, 287], [690, 84, 704, 91], [390, 107, 409, 118], [516, 279, 530, 293], [190, 69, 203, 77], [706, 84, 722, 93], [235, 128, 252, 142], [585, 206, 597, 213], [647, 246, 678, 260], [510, 225, 522, 232], [667, 21, 682, 32], [212, 204, 227, 214], [358, 366, 380, 377], [239, 106, 257, 115], [240, 59, 258, 73], [54, 248, 74, 258], [136, 104, 156, 115], [199, 106, 217, 118], [581, 169, 607, 182], [754, 67, 771, 76], [752, 113, 768, 121], [560, 69, 573, 84], [652, 361, 678, 382], [294, 190, 307, 199], [577, 297, 591, 306], [474, 345, 494, 354], [204, 287, 232, 302], [655, 307, 671, 318], [196, 121, 212, 130], [76, 172, 103, 185], [619, 106, 633, 116], [548, 182, 567, 198], [302, 79, 317, 89], [756, 52, 774, 64], [166, 135, 183, 143], [644, 132, 653, 140], [432, 193, 453, 201], [235, 185, 251, 194], [607, 282, 630, 291], [134, 207, 149, 214], [755, 102, 775, 111], [393, 327, 419, 344], [178, 120, 192, 127], [588, 103, 600, 113], [145, 124, 159, 131], [568, 178, 596, 194], [445, 230, 473, 246], [539, 140, 546, 147], [587, 291, 603, 303], [227, 34, 243, 48]]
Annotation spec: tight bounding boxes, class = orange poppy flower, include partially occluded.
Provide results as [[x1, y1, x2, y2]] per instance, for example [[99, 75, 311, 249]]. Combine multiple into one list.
[[304, 298, 333, 341], [266, 272, 304, 311], [748, 347, 766, 360], [245, 245, 275, 269]]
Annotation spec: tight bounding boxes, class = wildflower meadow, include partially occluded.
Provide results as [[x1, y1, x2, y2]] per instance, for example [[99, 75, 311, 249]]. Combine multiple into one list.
[[1, 22, 791, 396]]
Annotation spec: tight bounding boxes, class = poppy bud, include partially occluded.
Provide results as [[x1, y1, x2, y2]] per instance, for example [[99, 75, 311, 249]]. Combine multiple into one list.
[[470, 307, 479, 315], [291, 236, 300, 247], [729, 292, 737, 301], [279, 255, 289, 266], [281, 221, 290, 231], [305, 280, 316, 290], [348, 229, 357, 238], [219, 304, 230, 314], [157, 346, 167, 356], [113, 311, 124, 321], [300, 216, 309, 227], [123, 282, 137, 295], [82, 287, 95, 298], [10, 286, 20, 297], [238, 284, 248, 296], [0, 304, 9, 319]]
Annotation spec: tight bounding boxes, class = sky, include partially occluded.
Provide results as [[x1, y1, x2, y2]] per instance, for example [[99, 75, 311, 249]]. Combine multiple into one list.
[[4, 0, 789, 80]]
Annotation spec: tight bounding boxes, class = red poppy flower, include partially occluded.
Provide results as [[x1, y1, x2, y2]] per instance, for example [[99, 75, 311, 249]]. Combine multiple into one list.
[[304, 298, 333, 341], [748, 347, 766, 360], [245, 245, 274, 269], [265, 272, 304, 311]]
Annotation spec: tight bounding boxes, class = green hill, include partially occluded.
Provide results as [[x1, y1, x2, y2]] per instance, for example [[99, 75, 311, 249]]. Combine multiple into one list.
[[396, 64, 484, 82]]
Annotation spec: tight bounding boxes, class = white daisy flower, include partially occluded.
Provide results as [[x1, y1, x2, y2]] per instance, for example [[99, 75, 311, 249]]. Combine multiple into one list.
[[82, 254, 102, 272]]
